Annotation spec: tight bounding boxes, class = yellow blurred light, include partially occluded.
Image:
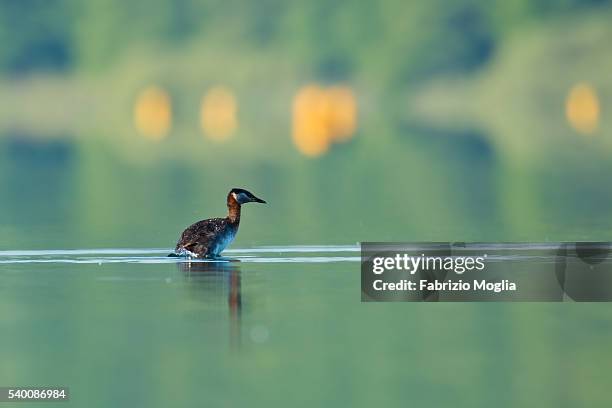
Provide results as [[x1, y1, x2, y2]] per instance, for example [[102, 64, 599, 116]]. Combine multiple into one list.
[[292, 84, 357, 157], [134, 86, 172, 140], [292, 86, 331, 157], [565, 83, 600, 135], [201, 86, 238, 141], [327, 86, 357, 142]]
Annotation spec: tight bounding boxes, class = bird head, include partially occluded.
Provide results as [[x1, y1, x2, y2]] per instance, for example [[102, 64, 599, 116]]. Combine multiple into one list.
[[229, 188, 267, 205]]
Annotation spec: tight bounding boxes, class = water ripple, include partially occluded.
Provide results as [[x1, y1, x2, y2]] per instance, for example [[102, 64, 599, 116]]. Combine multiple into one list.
[[0, 245, 361, 265]]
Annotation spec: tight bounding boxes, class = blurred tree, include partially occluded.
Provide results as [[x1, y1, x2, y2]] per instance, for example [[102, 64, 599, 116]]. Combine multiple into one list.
[[0, 0, 75, 75], [0, 0, 610, 84], [244, 0, 286, 46], [394, 1, 495, 84], [71, 0, 125, 70], [531, 0, 610, 15]]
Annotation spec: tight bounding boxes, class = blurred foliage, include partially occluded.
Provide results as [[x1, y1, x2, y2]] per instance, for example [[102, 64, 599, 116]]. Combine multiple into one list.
[[0, 0, 610, 161], [0, 0, 608, 82], [0, 0, 74, 74], [1, 0, 612, 248]]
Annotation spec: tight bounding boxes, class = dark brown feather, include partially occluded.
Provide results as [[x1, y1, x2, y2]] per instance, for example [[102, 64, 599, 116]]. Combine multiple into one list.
[[175, 217, 236, 257]]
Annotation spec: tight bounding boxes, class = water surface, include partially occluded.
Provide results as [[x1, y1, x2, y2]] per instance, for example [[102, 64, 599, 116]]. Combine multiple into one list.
[[2, 129, 612, 407], [1, 245, 611, 407]]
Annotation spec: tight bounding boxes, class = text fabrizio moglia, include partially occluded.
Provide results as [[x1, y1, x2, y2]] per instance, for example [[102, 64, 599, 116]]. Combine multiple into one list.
[[371, 253, 516, 293]]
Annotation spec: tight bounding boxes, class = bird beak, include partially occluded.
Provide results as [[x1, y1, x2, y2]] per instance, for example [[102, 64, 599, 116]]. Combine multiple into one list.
[[252, 196, 267, 204]]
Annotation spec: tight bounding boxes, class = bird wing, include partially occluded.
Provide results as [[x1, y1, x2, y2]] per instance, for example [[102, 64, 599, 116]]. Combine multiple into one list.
[[176, 218, 226, 252]]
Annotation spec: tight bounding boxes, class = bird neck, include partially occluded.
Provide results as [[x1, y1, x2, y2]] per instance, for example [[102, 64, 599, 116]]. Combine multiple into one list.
[[227, 195, 242, 224]]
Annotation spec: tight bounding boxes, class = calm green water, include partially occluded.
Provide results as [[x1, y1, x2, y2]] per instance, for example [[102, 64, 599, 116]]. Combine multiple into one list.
[[1, 247, 611, 407], [1, 130, 612, 407]]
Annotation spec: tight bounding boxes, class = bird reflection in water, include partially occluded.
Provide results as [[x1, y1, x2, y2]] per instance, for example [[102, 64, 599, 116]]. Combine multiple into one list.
[[178, 259, 242, 348]]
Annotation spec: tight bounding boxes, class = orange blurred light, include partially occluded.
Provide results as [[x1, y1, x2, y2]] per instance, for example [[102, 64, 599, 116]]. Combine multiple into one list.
[[134, 86, 172, 140], [292, 86, 331, 157], [565, 83, 600, 135], [201, 86, 238, 141], [292, 84, 357, 157], [327, 86, 357, 142]]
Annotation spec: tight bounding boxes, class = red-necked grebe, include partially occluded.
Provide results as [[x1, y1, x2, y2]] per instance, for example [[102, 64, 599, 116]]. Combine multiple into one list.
[[173, 188, 266, 258]]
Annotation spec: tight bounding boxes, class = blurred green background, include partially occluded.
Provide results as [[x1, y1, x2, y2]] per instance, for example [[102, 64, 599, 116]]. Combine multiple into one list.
[[1, 0, 612, 407], [1, 0, 612, 249]]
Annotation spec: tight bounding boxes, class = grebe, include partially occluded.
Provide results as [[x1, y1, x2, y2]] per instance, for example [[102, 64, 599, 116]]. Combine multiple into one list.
[[173, 188, 266, 258]]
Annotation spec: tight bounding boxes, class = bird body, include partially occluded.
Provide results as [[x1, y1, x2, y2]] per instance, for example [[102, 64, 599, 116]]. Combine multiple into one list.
[[174, 188, 266, 258], [176, 218, 237, 258]]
